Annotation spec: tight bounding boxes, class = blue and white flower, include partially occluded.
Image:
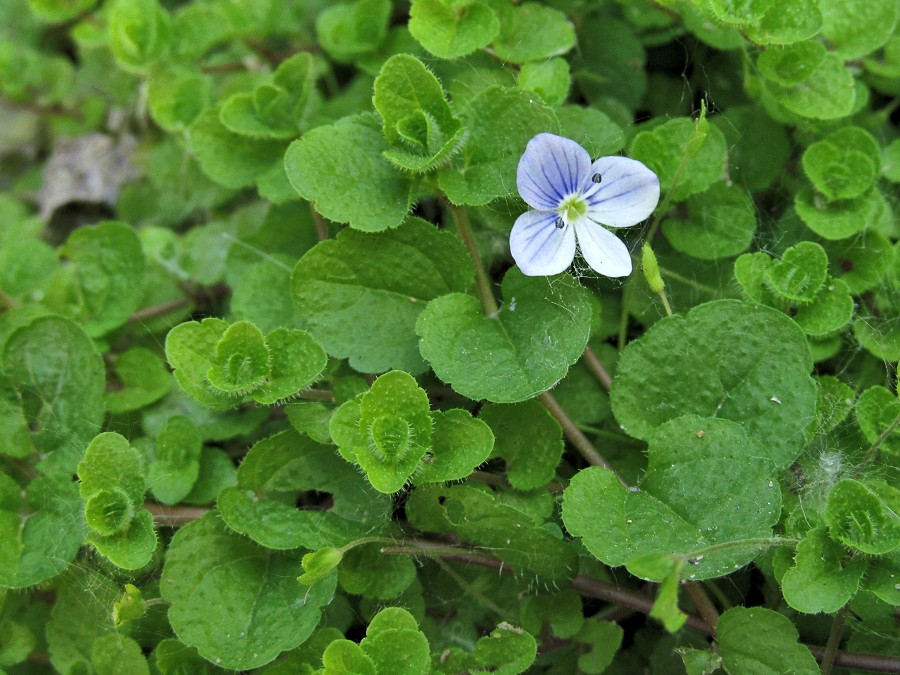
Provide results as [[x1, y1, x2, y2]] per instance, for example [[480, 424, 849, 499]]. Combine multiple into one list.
[[510, 133, 660, 278]]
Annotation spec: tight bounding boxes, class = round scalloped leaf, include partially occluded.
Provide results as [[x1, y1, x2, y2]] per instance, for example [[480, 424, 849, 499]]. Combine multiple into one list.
[[855, 386, 900, 456], [802, 127, 880, 201], [491, 2, 575, 64], [164, 318, 234, 410], [338, 543, 417, 600], [611, 300, 816, 468], [479, 400, 564, 490], [563, 416, 782, 581], [105, 347, 172, 414], [791, 278, 854, 337], [217, 429, 391, 550], [629, 117, 727, 203], [252, 328, 327, 405], [284, 113, 412, 231], [206, 321, 269, 395], [765, 241, 828, 303], [415, 408, 494, 483], [315, 0, 391, 63], [3, 314, 105, 462], [161, 513, 337, 670], [518, 57, 571, 107], [705, 0, 774, 24], [716, 607, 818, 674], [757, 40, 827, 86], [819, 0, 899, 59], [744, 0, 822, 44], [416, 268, 592, 403], [408, 0, 499, 59], [824, 230, 894, 294], [794, 186, 885, 240], [147, 66, 211, 132], [87, 508, 157, 570], [438, 622, 537, 674], [662, 182, 756, 259], [781, 527, 867, 614], [291, 218, 473, 375], [0, 473, 84, 588], [148, 415, 202, 505], [78, 432, 146, 505], [59, 221, 146, 338], [825, 479, 900, 555], [108, 0, 171, 73], [84, 488, 135, 536], [762, 50, 856, 120]]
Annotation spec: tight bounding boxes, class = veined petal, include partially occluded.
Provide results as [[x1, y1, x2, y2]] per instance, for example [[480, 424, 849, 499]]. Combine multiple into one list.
[[510, 210, 576, 276], [582, 156, 660, 228], [573, 218, 633, 278], [517, 133, 592, 211]]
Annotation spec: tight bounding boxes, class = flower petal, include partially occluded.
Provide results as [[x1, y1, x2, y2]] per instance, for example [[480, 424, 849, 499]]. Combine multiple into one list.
[[510, 210, 576, 276], [582, 156, 660, 228], [573, 218, 633, 278], [517, 133, 592, 211]]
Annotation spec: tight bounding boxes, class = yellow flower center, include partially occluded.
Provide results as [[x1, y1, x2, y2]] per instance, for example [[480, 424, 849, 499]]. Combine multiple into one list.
[[557, 193, 587, 225]]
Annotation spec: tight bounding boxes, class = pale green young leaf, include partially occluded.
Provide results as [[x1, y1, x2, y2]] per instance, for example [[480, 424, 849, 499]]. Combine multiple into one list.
[[518, 57, 570, 106], [91, 634, 150, 675], [802, 127, 880, 201], [84, 488, 134, 536], [78, 432, 146, 505], [316, 0, 391, 63], [322, 640, 377, 674], [791, 278, 854, 337], [148, 415, 202, 505], [704, 0, 774, 25], [415, 408, 494, 483], [164, 318, 235, 410], [87, 508, 157, 570], [815, 375, 856, 433], [408, 0, 499, 59], [417, 268, 592, 403], [147, 66, 211, 132], [765, 241, 828, 303], [161, 513, 337, 670], [611, 300, 817, 467], [284, 113, 412, 231], [662, 182, 756, 259], [252, 328, 327, 405], [761, 49, 857, 120], [28, 0, 98, 23], [299, 547, 344, 585], [108, 0, 171, 73], [819, 0, 899, 59], [291, 218, 473, 374], [206, 320, 269, 395], [794, 185, 885, 240], [744, 0, 822, 44], [826, 479, 900, 555]]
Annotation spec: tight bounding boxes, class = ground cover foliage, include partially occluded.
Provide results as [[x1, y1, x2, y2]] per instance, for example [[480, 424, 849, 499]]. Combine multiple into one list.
[[0, 0, 899, 672]]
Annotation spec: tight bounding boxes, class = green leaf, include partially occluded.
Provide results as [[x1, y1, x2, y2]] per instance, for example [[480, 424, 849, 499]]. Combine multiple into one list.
[[438, 86, 558, 205], [291, 218, 473, 374], [437, 622, 537, 674], [855, 385, 900, 456], [188, 107, 285, 189], [760, 46, 857, 120], [299, 547, 344, 585], [77, 432, 145, 505], [815, 375, 856, 433], [161, 513, 337, 670], [230, 256, 298, 334], [0, 472, 84, 588], [206, 320, 270, 395], [284, 113, 412, 231], [715, 607, 818, 674], [490, 2, 576, 64], [113, 583, 147, 627], [794, 185, 885, 240], [518, 57, 571, 106], [322, 639, 377, 674], [781, 527, 866, 613], [791, 278, 854, 337], [704, 0, 774, 25], [573, 619, 624, 675], [408, 0, 499, 59], [557, 105, 625, 157], [341, 371, 433, 493], [105, 347, 171, 414], [91, 633, 150, 675], [662, 182, 756, 259], [217, 429, 391, 549], [28, 0, 98, 23], [148, 415, 202, 505], [766, 241, 828, 303], [3, 314, 105, 463], [520, 590, 584, 639], [147, 66, 211, 132], [339, 543, 417, 599], [824, 230, 894, 294], [802, 127, 880, 201], [415, 408, 494, 483], [316, 0, 391, 63], [563, 416, 782, 581], [87, 507, 157, 570], [108, 0, 171, 73], [165, 318, 234, 410], [60, 221, 146, 337], [744, 0, 822, 44], [630, 117, 727, 202], [648, 559, 688, 632], [84, 488, 135, 535], [417, 268, 592, 403], [611, 300, 817, 468], [479, 400, 564, 490], [825, 479, 900, 555], [253, 328, 327, 405], [819, 0, 899, 59]]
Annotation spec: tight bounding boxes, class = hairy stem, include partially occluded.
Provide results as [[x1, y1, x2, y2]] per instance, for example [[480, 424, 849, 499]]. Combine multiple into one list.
[[449, 202, 499, 316], [582, 345, 612, 391]]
